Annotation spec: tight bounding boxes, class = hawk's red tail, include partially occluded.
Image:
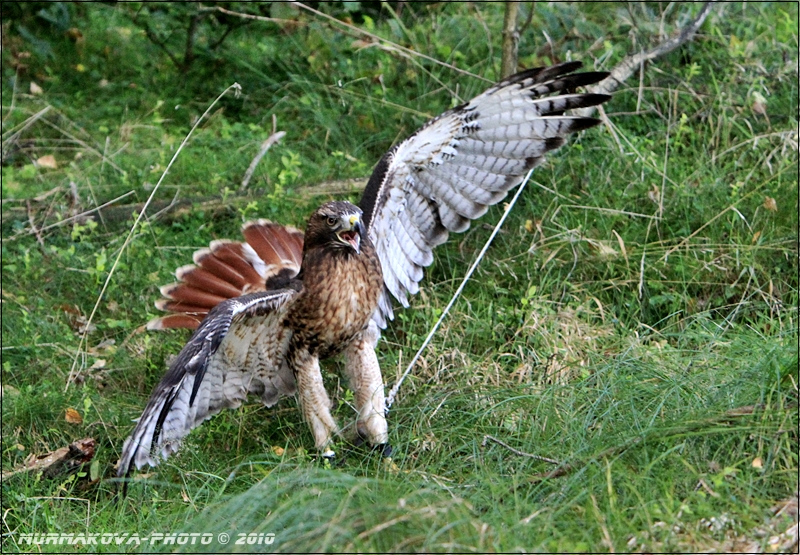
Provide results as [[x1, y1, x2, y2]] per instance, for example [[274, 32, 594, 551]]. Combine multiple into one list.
[[147, 221, 304, 330]]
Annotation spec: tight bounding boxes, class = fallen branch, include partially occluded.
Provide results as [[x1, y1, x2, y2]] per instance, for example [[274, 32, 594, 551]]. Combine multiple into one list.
[[4, 179, 368, 236], [7, 191, 136, 241], [4, 176, 369, 222], [577, 2, 714, 115], [2, 438, 96, 480]]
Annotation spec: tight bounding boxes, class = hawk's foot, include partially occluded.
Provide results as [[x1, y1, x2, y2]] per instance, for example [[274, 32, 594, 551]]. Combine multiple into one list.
[[351, 431, 392, 458], [374, 442, 393, 458]]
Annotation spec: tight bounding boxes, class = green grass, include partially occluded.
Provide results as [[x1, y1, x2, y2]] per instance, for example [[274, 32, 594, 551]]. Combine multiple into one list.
[[2, 2, 797, 552]]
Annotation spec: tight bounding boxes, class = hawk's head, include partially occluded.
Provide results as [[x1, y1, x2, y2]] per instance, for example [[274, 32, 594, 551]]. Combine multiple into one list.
[[304, 201, 365, 255]]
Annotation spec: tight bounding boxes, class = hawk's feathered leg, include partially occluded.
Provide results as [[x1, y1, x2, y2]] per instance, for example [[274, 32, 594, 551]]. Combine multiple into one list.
[[289, 343, 339, 454], [343, 321, 388, 446]]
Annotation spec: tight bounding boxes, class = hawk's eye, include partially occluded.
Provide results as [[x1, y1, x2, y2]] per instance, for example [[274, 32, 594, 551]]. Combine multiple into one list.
[[326, 217, 337, 227]]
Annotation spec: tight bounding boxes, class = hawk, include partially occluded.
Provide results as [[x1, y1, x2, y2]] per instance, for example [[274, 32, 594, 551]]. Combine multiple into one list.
[[117, 62, 611, 478]]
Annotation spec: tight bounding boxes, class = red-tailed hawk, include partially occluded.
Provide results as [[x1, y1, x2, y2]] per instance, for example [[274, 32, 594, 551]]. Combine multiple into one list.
[[118, 62, 610, 478]]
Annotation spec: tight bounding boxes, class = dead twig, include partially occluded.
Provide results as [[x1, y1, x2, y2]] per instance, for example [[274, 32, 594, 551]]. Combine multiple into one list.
[[8, 191, 136, 241], [1, 106, 51, 158], [240, 127, 286, 190], [595, 104, 625, 154], [25, 200, 45, 248], [41, 191, 134, 231], [482, 435, 560, 465], [1, 438, 97, 480], [2, 106, 52, 141], [4, 179, 368, 230], [146, 190, 182, 223], [201, 5, 303, 26], [1, 186, 62, 205], [563, 204, 660, 220]]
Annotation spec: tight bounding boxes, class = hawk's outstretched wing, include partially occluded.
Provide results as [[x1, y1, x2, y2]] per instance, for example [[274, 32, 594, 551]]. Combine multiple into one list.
[[119, 289, 298, 476], [358, 61, 610, 327]]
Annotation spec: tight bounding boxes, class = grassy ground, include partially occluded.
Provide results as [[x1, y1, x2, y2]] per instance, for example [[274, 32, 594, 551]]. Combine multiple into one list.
[[2, 2, 797, 552]]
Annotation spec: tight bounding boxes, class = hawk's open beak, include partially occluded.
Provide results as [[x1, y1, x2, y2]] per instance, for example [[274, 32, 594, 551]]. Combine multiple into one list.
[[337, 214, 362, 253]]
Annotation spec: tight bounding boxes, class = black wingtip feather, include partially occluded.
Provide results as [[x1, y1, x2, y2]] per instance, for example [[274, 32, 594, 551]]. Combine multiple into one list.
[[569, 118, 603, 132], [117, 450, 136, 484], [491, 61, 585, 90], [535, 60, 585, 82], [544, 136, 567, 152], [575, 70, 610, 83], [578, 93, 613, 108], [554, 71, 610, 93], [151, 388, 180, 454]]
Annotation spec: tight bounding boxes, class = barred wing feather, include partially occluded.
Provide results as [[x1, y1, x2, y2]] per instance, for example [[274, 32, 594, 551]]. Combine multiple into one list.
[[359, 62, 610, 327], [118, 290, 298, 477]]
